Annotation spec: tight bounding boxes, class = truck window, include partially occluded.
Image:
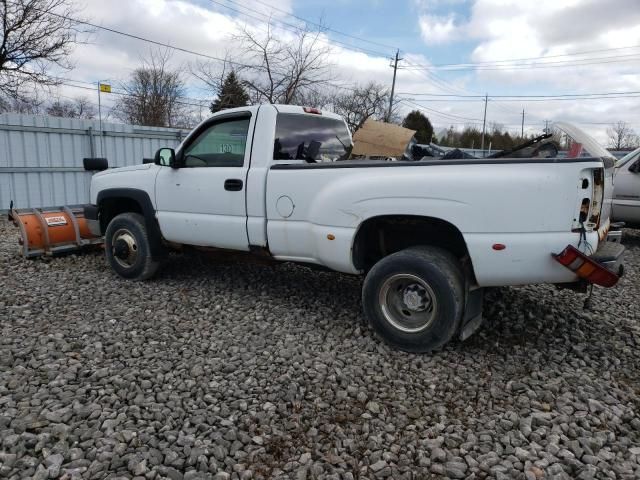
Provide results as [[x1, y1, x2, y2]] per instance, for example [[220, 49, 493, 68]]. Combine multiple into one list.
[[183, 117, 250, 168], [273, 113, 352, 163]]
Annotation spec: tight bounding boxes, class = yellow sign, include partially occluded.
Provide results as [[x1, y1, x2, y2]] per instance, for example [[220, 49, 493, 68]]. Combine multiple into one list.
[[99, 83, 111, 93]]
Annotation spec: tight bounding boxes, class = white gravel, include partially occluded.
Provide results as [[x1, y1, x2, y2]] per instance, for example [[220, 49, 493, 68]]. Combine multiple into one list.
[[1, 218, 639, 480]]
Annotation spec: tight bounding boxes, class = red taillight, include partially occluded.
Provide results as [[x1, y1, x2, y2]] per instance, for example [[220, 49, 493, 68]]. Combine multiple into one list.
[[303, 107, 321, 114], [553, 245, 619, 287]]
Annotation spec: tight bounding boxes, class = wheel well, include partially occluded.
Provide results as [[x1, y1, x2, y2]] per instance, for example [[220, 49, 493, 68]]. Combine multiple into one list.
[[352, 215, 474, 276], [99, 197, 143, 233]]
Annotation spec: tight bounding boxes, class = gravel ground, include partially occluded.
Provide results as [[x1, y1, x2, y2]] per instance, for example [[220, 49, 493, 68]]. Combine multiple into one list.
[[1, 218, 639, 480]]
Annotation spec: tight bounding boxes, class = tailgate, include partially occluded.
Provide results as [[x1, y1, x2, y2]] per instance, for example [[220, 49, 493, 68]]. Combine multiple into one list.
[[596, 157, 616, 240], [554, 121, 617, 240]]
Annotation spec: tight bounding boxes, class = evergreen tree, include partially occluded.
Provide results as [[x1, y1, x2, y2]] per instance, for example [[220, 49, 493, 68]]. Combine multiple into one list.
[[211, 71, 250, 113], [402, 110, 434, 144]]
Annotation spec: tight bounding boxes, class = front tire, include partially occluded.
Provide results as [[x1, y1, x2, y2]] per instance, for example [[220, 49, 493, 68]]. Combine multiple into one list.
[[105, 212, 160, 280], [362, 246, 465, 353]]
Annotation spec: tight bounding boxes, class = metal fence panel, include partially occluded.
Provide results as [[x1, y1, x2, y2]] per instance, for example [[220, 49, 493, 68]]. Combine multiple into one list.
[[0, 113, 189, 209]]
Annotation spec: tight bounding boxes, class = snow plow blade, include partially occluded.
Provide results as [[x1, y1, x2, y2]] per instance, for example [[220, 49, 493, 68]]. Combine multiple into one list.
[[8, 204, 104, 258]]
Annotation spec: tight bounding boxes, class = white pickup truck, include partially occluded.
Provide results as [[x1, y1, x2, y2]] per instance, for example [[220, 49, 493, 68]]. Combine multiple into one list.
[[85, 105, 625, 352]]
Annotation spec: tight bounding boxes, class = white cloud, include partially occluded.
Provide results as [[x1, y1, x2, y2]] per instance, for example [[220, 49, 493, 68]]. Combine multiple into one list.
[[408, 0, 640, 141], [46, 0, 640, 142], [55, 0, 292, 107], [419, 14, 458, 44]]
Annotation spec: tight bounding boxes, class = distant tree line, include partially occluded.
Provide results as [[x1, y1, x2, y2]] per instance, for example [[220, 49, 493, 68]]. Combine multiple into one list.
[[0, 95, 96, 119], [437, 124, 537, 151]]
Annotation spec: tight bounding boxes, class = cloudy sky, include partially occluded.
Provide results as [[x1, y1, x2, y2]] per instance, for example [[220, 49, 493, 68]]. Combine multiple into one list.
[[57, 0, 640, 142]]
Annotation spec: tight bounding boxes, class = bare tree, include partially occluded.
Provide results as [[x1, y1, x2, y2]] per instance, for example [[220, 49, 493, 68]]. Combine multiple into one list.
[[291, 86, 335, 110], [607, 121, 639, 150], [112, 50, 187, 127], [73, 96, 95, 119], [46, 98, 74, 117], [235, 24, 331, 104], [191, 54, 233, 103], [0, 93, 42, 114], [333, 82, 391, 133], [0, 0, 89, 100], [46, 96, 95, 119], [191, 58, 249, 113]]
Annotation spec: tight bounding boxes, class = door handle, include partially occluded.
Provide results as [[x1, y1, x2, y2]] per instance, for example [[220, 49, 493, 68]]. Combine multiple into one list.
[[224, 178, 243, 191]]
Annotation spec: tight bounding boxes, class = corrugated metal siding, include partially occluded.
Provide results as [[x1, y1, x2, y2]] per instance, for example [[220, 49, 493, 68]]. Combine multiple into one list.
[[0, 114, 189, 209]]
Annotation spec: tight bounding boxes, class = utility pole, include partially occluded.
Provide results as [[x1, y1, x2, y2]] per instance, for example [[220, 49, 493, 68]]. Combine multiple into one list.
[[480, 94, 488, 156], [387, 49, 401, 122], [544, 120, 550, 134], [521, 109, 525, 137]]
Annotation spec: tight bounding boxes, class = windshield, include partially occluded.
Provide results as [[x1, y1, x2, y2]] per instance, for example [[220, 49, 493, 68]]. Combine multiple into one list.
[[273, 113, 352, 163]]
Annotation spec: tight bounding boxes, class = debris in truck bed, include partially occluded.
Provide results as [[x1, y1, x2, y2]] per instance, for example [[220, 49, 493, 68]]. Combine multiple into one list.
[[352, 119, 416, 157]]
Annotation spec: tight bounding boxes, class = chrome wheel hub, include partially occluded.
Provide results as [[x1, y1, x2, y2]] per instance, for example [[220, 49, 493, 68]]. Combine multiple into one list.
[[111, 229, 138, 268], [379, 274, 438, 333], [402, 284, 429, 311]]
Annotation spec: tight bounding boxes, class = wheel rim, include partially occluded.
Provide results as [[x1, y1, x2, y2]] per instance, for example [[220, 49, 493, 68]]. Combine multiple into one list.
[[378, 273, 438, 333], [111, 228, 138, 268]]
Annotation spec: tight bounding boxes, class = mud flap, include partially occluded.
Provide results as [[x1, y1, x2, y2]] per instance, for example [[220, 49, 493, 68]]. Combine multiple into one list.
[[459, 287, 484, 341]]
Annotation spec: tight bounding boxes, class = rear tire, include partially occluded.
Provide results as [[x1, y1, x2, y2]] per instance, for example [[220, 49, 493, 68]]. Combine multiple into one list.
[[105, 212, 160, 280], [362, 246, 465, 353]]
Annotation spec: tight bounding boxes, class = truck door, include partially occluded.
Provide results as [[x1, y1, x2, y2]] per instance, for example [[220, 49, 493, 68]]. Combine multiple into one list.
[[155, 113, 254, 249]]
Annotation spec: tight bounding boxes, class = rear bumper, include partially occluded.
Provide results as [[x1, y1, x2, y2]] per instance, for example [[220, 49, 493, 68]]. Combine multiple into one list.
[[84, 204, 101, 236]]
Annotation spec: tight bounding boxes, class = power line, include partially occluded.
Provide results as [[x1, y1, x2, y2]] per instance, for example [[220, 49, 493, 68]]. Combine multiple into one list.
[[399, 64, 493, 123], [420, 119, 640, 127], [36, 8, 262, 70], [54, 79, 211, 109], [233, 0, 398, 52], [488, 96, 540, 121], [207, 0, 392, 58], [408, 44, 640, 68], [400, 59, 483, 102], [397, 90, 640, 98], [401, 58, 544, 122], [400, 57, 640, 119], [59, 79, 561, 129], [399, 98, 483, 122], [407, 67, 468, 96], [400, 55, 640, 71], [50, 75, 214, 105], [405, 95, 640, 102]]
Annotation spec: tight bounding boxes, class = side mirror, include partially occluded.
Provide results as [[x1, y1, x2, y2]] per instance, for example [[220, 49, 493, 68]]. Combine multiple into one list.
[[630, 159, 640, 173], [155, 148, 177, 168], [83, 157, 109, 171]]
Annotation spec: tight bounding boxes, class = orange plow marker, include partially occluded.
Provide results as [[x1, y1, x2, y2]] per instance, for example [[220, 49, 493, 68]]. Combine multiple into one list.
[[9, 205, 104, 258]]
